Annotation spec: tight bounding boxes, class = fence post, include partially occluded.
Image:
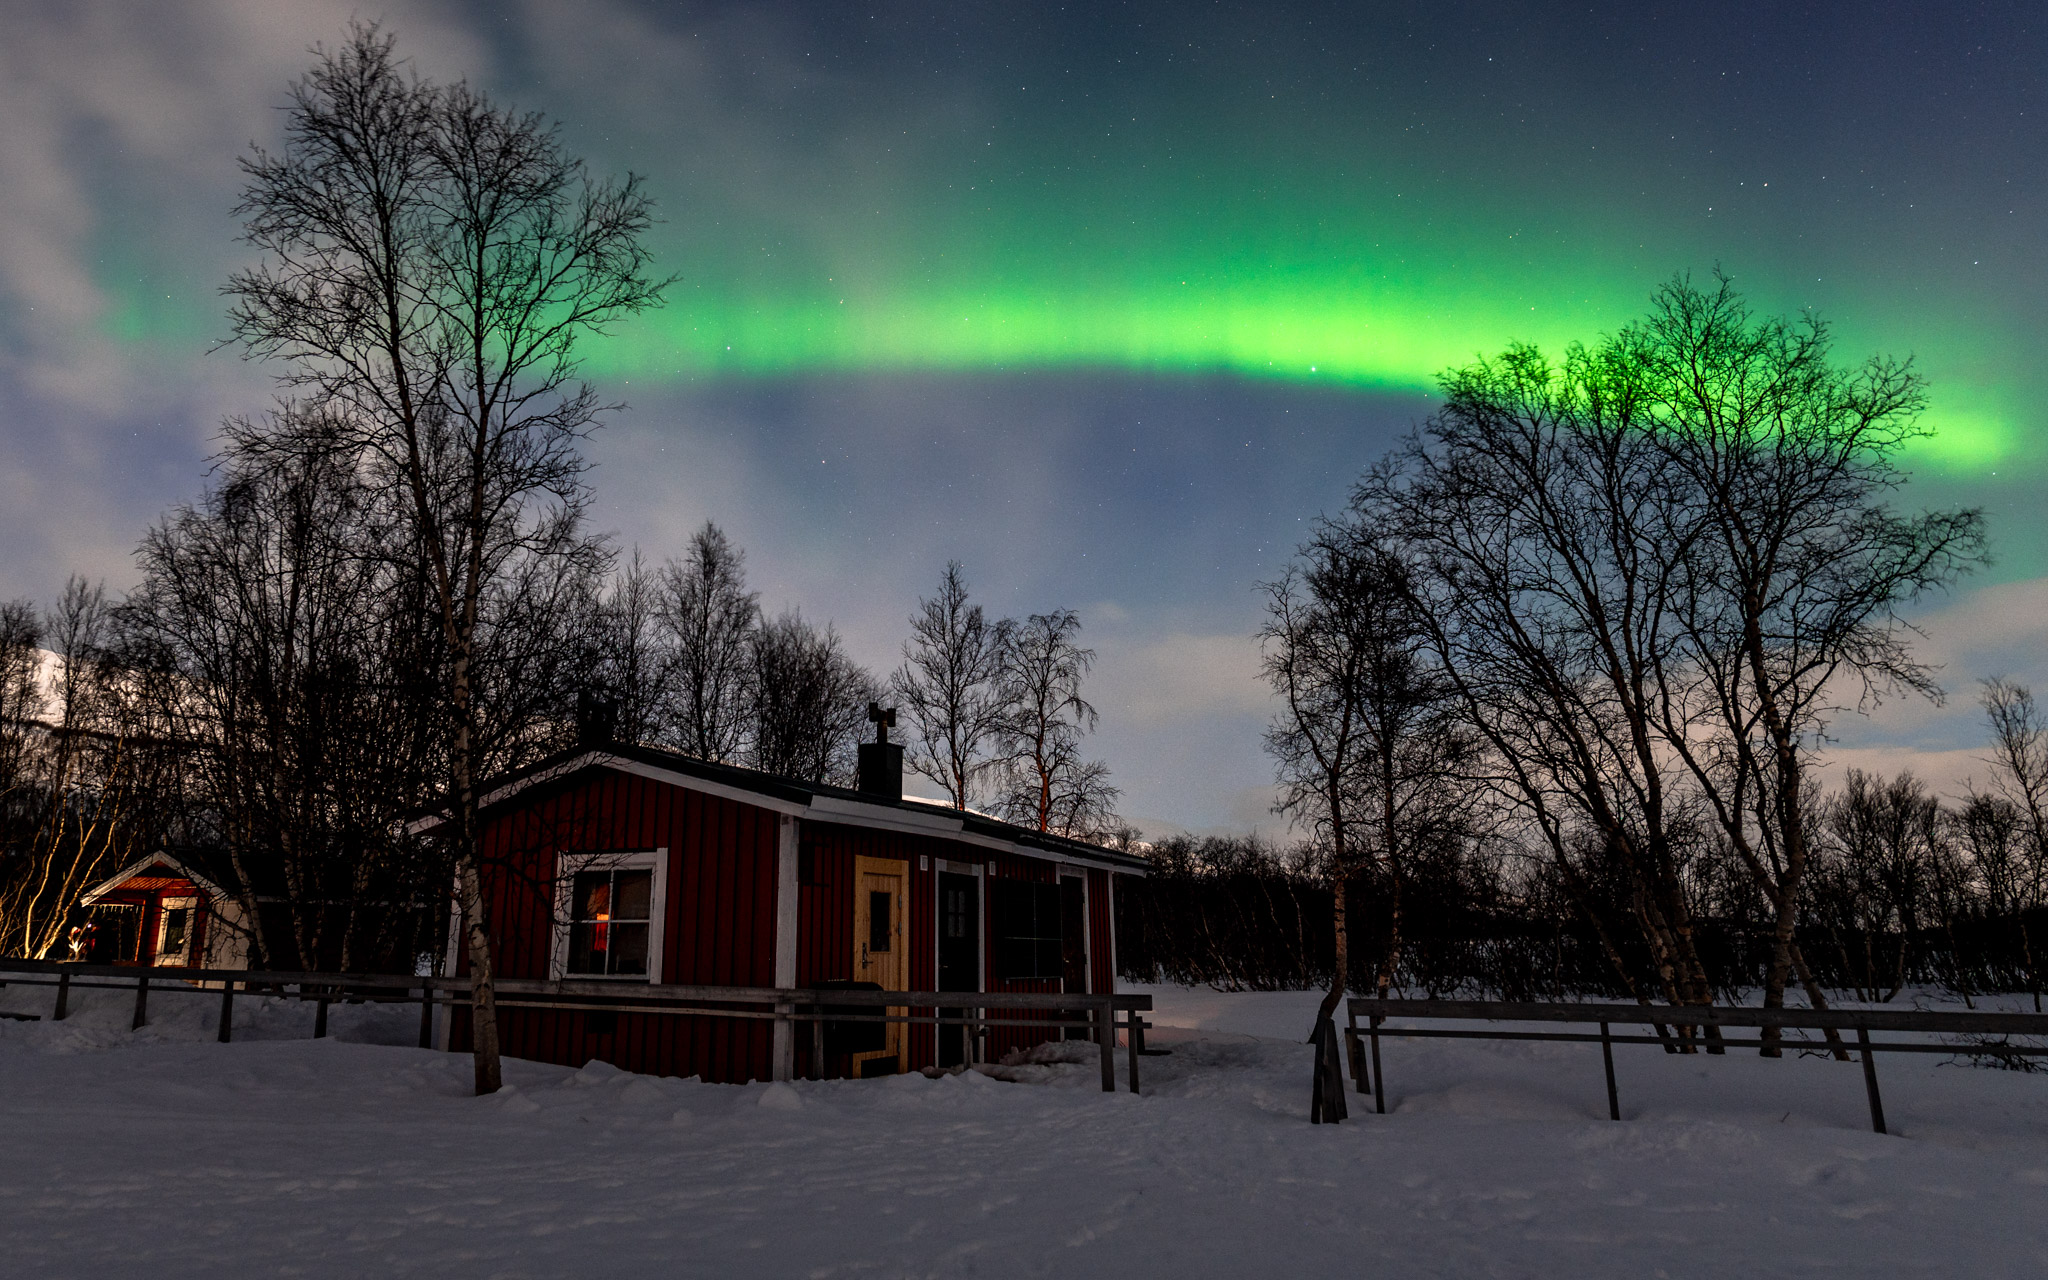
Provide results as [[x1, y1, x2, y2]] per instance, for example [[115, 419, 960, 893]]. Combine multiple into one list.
[[773, 1001, 794, 1083], [1369, 1014, 1385, 1115], [1347, 1007, 1370, 1096], [1097, 999, 1116, 1092], [1125, 1008, 1143, 1096], [53, 970, 70, 1022], [810, 1007, 825, 1081], [1600, 1021, 1620, 1121], [313, 988, 329, 1040], [132, 972, 149, 1030], [417, 979, 435, 1049], [1857, 1025, 1887, 1135], [1309, 1016, 1349, 1124], [217, 979, 235, 1044]]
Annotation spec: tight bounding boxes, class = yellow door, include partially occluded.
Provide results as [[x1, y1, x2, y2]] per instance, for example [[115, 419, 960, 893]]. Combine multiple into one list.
[[852, 856, 909, 1075]]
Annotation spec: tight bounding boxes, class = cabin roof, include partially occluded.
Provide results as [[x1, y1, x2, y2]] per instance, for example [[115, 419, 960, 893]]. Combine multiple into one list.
[[79, 850, 231, 905], [415, 740, 1151, 876]]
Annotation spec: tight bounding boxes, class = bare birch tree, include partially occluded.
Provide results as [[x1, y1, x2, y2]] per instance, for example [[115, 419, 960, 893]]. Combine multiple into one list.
[[890, 562, 1010, 808], [1261, 518, 1460, 1029], [992, 611, 1119, 837], [1357, 275, 1981, 1051], [748, 612, 877, 785], [123, 411, 449, 972], [0, 602, 41, 793], [1634, 275, 1985, 1050], [1367, 351, 1723, 1017], [223, 25, 666, 1093], [1980, 679, 2048, 1008], [578, 548, 675, 747], [0, 579, 134, 960], [659, 523, 757, 762]]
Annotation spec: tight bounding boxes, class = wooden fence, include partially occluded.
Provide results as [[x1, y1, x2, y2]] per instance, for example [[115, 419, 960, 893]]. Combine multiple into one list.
[[1343, 996, 2048, 1133], [0, 959, 1153, 1093]]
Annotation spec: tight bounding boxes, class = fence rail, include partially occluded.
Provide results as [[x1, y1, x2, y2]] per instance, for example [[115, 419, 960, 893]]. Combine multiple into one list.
[[0, 959, 1153, 1093], [1343, 996, 2048, 1133]]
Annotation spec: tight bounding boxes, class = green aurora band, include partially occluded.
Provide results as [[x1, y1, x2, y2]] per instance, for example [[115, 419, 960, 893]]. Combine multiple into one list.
[[585, 271, 2019, 474], [96, 136, 2027, 474]]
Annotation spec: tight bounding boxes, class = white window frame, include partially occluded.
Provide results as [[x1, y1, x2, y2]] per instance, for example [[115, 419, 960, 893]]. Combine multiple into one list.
[[1061, 869, 1091, 995], [551, 849, 668, 983], [931, 858, 986, 996], [154, 896, 198, 967]]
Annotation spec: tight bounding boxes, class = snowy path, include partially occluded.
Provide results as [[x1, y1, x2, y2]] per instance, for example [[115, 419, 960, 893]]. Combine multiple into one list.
[[3, 981, 2045, 1277]]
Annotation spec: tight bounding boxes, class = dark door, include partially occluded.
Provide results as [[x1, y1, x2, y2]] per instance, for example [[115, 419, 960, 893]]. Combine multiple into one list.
[[937, 872, 980, 1066]]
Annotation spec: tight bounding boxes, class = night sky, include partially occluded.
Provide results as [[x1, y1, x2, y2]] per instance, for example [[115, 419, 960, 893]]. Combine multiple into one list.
[[2, 1, 2042, 833]]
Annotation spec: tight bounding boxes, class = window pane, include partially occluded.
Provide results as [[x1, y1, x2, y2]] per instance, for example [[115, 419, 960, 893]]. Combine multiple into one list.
[[567, 863, 656, 976], [869, 891, 892, 952], [573, 871, 612, 922], [1037, 938, 1063, 981], [162, 908, 189, 953], [991, 880, 1064, 979], [569, 920, 603, 974], [995, 936, 1032, 980], [991, 880, 1027, 945], [612, 869, 652, 921], [608, 922, 650, 976]]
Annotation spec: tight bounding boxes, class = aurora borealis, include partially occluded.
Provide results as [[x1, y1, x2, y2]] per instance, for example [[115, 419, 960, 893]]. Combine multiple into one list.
[[3, 1, 2044, 830], [565, 1, 2040, 475]]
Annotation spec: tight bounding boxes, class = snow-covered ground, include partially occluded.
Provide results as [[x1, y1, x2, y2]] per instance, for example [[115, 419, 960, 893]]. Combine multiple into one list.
[[3, 977, 2046, 1278]]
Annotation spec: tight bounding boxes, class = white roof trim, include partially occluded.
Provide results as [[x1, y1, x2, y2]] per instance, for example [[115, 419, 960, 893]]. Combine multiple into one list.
[[80, 851, 230, 906], [602, 756, 809, 817], [806, 793, 963, 834], [415, 750, 1145, 875], [780, 799, 1136, 872]]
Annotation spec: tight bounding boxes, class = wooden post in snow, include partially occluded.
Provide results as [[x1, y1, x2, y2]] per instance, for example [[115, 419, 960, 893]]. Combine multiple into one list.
[[1369, 1014, 1386, 1115], [1125, 1008, 1144, 1096], [1858, 1025, 1887, 1134], [1097, 1000, 1115, 1092], [418, 980, 436, 1050], [1600, 1021, 1620, 1121]]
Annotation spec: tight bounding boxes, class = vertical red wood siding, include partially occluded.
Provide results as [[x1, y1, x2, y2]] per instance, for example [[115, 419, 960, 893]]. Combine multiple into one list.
[[456, 769, 781, 1083], [1088, 868, 1115, 997]]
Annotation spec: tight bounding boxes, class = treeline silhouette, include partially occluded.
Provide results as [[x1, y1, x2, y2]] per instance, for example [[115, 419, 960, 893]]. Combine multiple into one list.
[[1120, 754, 2048, 1009]]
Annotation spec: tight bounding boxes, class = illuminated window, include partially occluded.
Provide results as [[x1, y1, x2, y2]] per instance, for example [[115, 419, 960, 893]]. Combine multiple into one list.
[[162, 908, 189, 954], [553, 850, 666, 981], [154, 896, 198, 966]]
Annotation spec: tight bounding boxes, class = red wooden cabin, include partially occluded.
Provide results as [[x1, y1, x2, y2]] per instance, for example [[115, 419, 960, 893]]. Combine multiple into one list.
[[74, 852, 246, 969], [434, 739, 1147, 1083]]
